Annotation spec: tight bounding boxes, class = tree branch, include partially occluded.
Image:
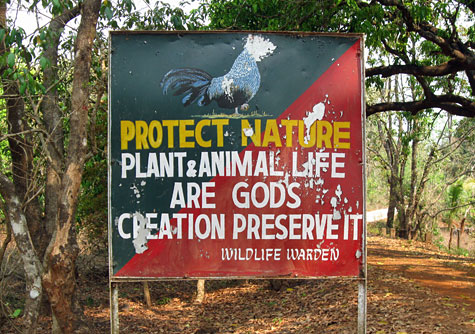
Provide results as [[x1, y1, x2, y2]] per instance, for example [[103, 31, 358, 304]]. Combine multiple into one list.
[[367, 95, 475, 117], [376, 0, 466, 61], [430, 201, 475, 218], [366, 59, 474, 78], [456, 0, 475, 14]]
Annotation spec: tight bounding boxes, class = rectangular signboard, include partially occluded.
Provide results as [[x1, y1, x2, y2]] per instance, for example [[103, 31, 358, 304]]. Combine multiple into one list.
[[109, 31, 365, 279]]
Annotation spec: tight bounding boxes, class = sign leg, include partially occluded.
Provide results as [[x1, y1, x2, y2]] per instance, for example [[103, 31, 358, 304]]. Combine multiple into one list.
[[357, 279, 367, 334], [110, 282, 119, 334]]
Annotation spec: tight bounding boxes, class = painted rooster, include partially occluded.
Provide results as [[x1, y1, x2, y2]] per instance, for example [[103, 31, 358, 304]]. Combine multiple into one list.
[[161, 35, 276, 114]]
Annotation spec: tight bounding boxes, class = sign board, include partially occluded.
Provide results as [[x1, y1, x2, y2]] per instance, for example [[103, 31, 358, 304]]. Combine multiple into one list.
[[109, 31, 365, 279]]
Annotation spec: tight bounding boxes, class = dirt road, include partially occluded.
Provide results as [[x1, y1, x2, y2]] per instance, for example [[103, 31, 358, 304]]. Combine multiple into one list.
[[368, 236, 475, 312]]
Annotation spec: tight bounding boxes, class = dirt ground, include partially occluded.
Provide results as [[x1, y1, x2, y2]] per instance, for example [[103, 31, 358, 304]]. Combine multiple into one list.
[[369, 236, 475, 313], [1, 235, 474, 333]]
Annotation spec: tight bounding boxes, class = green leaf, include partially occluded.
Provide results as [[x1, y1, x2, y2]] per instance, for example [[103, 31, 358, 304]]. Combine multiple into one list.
[[105, 6, 113, 20], [38, 83, 46, 94], [40, 56, 50, 70], [19, 81, 27, 95], [7, 53, 15, 68], [10, 309, 22, 318]]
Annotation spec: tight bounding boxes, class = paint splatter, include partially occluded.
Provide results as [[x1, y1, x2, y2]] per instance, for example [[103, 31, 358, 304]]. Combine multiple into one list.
[[243, 127, 254, 137], [130, 184, 141, 199], [132, 213, 150, 254], [303, 102, 325, 143], [244, 34, 277, 62], [335, 184, 342, 201], [221, 76, 235, 100]]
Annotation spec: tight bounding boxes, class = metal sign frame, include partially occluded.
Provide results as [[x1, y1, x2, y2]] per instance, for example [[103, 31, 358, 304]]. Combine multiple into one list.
[[108, 30, 366, 333]]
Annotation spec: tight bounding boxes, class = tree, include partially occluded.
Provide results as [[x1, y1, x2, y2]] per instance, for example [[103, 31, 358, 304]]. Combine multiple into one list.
[[367, 75, 409, 230], [368, 111, 409, 231], [436, 118, 475, 248], [201, 0, 475, 118], [201, 0, 474, 239], [0, 1, 204, 332], [369, 108, 475, 240], [0, 0, 101, 332]]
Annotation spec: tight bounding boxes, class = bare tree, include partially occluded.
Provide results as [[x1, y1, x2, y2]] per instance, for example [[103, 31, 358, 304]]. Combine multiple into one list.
[[0, 0, 101, 332]]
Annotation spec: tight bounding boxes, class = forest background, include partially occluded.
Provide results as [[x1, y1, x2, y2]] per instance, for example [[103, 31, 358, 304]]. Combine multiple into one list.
[[0, 0, 473, 333]]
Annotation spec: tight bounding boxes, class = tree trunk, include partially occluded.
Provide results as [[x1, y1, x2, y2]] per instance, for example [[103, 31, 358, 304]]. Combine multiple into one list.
[[397, 203, 408, 239], [458, 213, 467, 249], [448, 226, 453, 250], [0, 175, 43, 334], [38, 6, 81, 319], [456, 228, 460, 249], [376, 116, 398, 231], [405, 124, 419, 238], [414, 211, 427, 241], [41, 1, 101, 333], [386, 177, 397, 229], [1, 0, 47, 260], [42, 5, 81, 249], [0, 4, 44, 333]]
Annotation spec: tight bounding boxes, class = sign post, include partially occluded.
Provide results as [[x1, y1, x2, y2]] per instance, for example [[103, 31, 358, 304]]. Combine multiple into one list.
[[109, 31, 366, 332]]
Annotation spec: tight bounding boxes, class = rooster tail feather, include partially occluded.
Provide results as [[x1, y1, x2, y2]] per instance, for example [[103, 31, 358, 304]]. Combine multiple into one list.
[[161, 68, 213, 107]]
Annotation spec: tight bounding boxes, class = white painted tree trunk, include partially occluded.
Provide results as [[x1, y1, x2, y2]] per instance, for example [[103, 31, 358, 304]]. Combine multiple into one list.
[[0, 176, 43, 334]]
